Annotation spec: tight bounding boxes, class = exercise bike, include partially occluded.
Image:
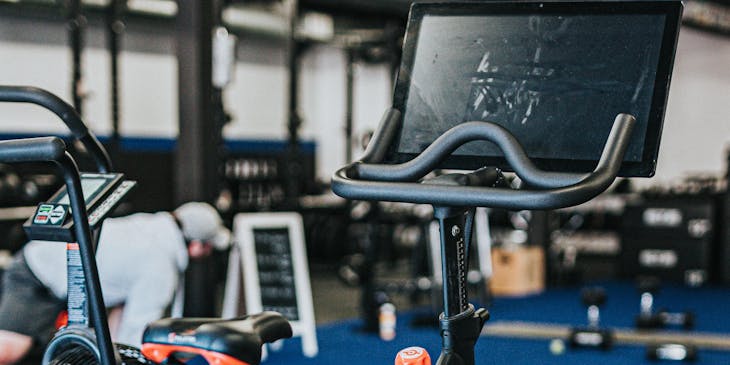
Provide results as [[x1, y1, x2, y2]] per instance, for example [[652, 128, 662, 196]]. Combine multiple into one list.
[[0, 86, 292, 365], [332, 108, 636, 364], [331, 0, 681, 362]]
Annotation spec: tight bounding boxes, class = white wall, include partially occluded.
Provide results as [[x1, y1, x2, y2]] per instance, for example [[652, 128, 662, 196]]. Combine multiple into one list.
[[352, 62, 394, 157], [299, 45, 393, 182], [299, 46, 347, 182], [224, 61, 288, 140], [0, 41, 98, 135], [119, 51, 178, 138], [646, 27, 730, 186], [0, 39, 178, 138]]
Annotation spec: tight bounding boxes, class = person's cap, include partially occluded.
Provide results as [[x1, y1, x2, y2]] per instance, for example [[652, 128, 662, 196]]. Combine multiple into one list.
[[174, 202, 231, 249]]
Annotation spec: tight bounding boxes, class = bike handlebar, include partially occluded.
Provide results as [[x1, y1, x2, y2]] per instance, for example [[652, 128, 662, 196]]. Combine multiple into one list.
[[0, 137, 66, 164], [0, 136, 118, 365], [332, 113, 635, 210], [0, 86, 112, 173], [0, 86, 88, 138]]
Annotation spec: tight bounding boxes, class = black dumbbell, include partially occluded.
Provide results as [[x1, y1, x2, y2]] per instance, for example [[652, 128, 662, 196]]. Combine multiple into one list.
[[647, 343, 698, 362], [657, 309, 695, 330], [569, 287, 613, 350], [636, 276, 664, 329], [636, 276, 694, 330]]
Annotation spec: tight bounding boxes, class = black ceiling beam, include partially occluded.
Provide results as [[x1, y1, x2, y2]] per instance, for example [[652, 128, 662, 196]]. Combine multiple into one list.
[[300, 0, 412, 18]]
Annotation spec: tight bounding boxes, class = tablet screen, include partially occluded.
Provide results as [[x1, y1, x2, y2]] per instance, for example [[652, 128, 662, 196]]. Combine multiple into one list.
[[391, 2, 681, 176]]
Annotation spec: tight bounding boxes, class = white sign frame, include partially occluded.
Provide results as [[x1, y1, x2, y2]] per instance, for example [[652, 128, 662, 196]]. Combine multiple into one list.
[[223, 212, 318, 358]]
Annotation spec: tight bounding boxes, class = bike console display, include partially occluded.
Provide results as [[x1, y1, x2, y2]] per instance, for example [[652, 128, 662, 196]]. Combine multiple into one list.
[[389, 1, 682, 176], [24, 173, 136, 242]]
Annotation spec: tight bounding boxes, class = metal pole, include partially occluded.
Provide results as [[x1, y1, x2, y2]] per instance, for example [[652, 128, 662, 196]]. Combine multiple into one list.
[[176, 0, 225, 317], [66, 0, 85, 114], [285, 0, 303, 208], [107, 0, 126, 147], [345, 51, 355, 164], [175, 0, 219, 205]]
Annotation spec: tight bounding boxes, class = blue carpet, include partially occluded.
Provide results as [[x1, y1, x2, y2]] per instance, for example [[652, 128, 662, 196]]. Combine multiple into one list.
[[265, 282, 730, 364]]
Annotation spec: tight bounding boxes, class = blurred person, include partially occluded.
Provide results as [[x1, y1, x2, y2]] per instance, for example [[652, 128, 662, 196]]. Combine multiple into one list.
[[0, 202, 230, 364]]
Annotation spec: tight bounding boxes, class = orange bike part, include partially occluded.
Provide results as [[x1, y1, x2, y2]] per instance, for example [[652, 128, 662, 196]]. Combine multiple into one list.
[[55, 310, 69, 330], [141, 344, 251, 365], [395, 347, 432, 365]]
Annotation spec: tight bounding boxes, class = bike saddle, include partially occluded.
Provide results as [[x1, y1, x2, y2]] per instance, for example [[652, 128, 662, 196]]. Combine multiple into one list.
[[141, 311, 293, 365]]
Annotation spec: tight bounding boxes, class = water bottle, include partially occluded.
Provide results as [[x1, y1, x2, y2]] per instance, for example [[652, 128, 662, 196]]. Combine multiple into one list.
[[379, 302, 397, 341]]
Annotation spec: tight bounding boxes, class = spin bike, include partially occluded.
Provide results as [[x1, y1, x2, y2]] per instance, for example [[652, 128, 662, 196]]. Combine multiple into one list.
[[332, 109, 637, 365], [0, 86, 292, 365]]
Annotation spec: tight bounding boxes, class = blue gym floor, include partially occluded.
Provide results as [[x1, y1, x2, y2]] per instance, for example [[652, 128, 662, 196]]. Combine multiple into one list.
[[267, 282, 730, 364]]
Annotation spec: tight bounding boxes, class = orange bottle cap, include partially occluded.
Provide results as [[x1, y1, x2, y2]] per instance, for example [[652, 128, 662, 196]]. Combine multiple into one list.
[[395, 347, 431, 365]]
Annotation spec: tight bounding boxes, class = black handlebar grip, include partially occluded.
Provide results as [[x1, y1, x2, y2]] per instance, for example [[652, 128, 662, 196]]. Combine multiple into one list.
[[581, 287, 607, 307], [0, 137, 66, 164], [0, 86, 89, 139]]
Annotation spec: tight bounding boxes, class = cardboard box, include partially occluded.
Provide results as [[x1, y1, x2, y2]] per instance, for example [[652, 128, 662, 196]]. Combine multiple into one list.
[[490, 246, 545, 297]]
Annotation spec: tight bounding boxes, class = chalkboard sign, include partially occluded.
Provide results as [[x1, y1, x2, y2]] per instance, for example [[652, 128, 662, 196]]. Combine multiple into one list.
[[223, 212, 318, 358], [253, 228, 300, 321]]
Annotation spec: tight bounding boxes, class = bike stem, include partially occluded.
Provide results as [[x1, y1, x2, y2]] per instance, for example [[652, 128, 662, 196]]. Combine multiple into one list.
[[433, 206, 489, 365]]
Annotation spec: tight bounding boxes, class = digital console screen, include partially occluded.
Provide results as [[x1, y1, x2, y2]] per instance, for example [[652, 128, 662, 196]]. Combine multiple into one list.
[[56, 178, 107, 205], [397, 13, 667, 163]]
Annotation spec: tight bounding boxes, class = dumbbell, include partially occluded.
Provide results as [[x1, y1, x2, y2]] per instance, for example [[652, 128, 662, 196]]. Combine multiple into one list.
[[636, 276, 695, 330], [569, 287, 613, 350], [647, 343, 698, 362]]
